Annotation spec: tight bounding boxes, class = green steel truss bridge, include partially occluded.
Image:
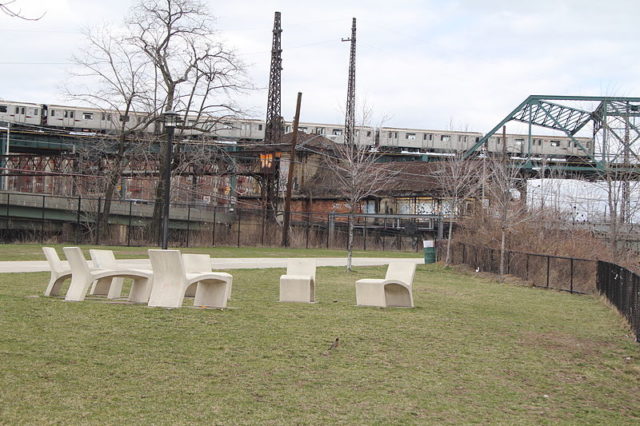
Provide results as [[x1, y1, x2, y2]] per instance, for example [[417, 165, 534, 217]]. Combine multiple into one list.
[[463, 95, 640, 175]]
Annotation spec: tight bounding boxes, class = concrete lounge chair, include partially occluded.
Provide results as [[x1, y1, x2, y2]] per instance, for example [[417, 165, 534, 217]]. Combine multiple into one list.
[[89, 249, 124, 299], [279, 258, 316, 303], [182, 253, 233, 300], [355, 262, 417, 308], [43, 247, 72, 297], [147, 249, 229, 309], [63, 247, 153, 303]]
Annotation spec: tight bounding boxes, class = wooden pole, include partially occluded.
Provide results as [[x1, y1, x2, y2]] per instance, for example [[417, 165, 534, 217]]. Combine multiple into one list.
[[282, 92, 303, 247]]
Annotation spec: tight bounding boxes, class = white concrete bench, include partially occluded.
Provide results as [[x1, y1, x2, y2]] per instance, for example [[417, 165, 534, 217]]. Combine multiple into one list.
[[279, 259, 316, 303], [355, 262, 416, 308]]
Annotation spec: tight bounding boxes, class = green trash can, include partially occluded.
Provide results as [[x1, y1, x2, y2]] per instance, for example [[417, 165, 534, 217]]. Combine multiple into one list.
[[423, 240, 436, 264]]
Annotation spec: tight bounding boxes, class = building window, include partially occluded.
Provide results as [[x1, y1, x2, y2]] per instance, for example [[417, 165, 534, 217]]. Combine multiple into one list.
[[550, 140, 560, 147], [83, 112, 93, 120], [406, 133, 416, 140], [441, 135, 450, 142]]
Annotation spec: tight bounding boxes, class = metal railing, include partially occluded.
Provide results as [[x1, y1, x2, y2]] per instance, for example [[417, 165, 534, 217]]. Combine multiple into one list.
[[0, 191, 435, 251], [597, 261, 640, 342], [443, 242, 596, 294]]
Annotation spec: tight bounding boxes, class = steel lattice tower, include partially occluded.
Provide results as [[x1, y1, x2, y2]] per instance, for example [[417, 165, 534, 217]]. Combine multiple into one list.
[[261, 11, 283, 219], [265, 11, 283, 146], [343, 18, 357, 146]]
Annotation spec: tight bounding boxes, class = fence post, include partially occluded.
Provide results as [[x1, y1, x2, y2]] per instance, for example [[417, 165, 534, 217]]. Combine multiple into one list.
[[525, 254, 529, 280], [326, 214, 330, 249], [212, 207, 217, 247], [40, 195, 45, 243], [506, 251, 511, 275], [306, 211, 310, 249], [546, 255, 550, 288], [186, 204, 191, 248], [363, 217, 367, 251], [570, 258, 574, 293], [96, 197, 101, 245], [127, 200, 133, 247], [261, 208, 265, 246], [237, 209, 241, 247], [76, 196, 81, 244]]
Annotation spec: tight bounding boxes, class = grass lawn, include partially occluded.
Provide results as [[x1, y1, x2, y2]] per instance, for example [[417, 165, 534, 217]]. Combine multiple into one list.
[[0, 243, 422, 261], [1, 264, 639, 424]]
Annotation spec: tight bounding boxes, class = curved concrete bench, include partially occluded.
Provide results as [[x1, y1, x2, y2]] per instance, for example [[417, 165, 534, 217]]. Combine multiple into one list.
[[355, 262, 416, 308], [148, 250, 229, 309], [89, 249, 125, 299], [63, 247, 152, 303], [42, 247, 72, 297], [279, 259, 316, 303], [182, 253, 233, 301]]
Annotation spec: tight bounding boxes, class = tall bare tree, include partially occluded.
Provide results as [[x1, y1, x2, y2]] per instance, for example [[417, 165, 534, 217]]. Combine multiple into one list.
[[484, 156, 532, 276], [322, 139, 396, 271], [127, 0, 247, 239], [69, 27, 159, 238], [430, 156, 481, 264]]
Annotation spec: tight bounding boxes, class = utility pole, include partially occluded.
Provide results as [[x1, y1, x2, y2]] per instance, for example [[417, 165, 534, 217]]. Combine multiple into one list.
[[282, 92, 302, 247], [263, 11, 283, 217], [342, 17, 356, 146]]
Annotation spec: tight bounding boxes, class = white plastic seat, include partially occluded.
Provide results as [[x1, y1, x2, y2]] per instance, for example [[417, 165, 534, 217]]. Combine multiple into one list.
[[279, 259, 316, 303], [89, 249, 124, 299], [63, 247, 153, 303], [147, 250, 229, 309], [355, 262, 416, 308], [42, 247, 72, 297], [182, 253, 233, 300]]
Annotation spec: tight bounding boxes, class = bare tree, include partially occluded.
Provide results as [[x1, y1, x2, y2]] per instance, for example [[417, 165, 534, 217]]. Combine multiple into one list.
[[322, 138, 397, 271], [127, 0, 248, 239], [484, 156, 533, 276], [69, 27, 159, 239], [430, 156, 481, 264]]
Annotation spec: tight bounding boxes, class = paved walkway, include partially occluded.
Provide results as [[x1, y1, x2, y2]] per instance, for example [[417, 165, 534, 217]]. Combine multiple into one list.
[[0, 257, 424, 273]]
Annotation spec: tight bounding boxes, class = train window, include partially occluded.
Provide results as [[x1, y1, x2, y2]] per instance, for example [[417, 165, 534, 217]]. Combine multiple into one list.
[[299, 127, 308, 133], [441, 135, 450, 142], [119, 115, 130, 122], [64, 110, 74, 119], [101, 113, 111, 121], [258, 124, 263, 131], [33, 108, 39, 115], [367, 131, 371, 137], [83, 112, 93, 120], [0, 105, 6, 113], [15, 106, 19, 114], [50, 110, 55, 117], [423, 134, 427, 140], [406, 133, 416, 140], [550, 140, 560, 147], [332, 129, 342, 136]]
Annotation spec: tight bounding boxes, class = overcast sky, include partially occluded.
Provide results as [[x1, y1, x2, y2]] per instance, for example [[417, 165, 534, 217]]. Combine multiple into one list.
[[1, 0, 639, 133]]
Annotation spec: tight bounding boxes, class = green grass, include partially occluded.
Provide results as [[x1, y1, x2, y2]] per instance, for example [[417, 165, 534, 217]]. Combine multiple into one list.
[[0, 243, 422, 261], [1, 264, 639, 424]]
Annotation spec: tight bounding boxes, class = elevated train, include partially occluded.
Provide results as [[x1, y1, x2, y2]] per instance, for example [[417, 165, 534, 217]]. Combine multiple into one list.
[[0, 99, 593, 160]]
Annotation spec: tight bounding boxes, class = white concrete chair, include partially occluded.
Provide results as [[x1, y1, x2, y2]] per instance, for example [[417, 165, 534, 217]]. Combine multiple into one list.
[[182, 253, 233, 300], [355, 262, 417, 308], [89, 249, 124, 299], [279, 259, 316, 303], [63, 247, 153, 303], [43, 247, 72, 297], [147, 250, 229, 309]]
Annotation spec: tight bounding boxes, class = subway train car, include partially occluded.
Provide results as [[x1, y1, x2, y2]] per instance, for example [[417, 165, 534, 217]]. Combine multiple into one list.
[[0, 99, 594, 160]]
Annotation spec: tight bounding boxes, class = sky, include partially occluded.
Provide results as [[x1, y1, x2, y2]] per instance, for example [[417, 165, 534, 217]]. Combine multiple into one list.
[[2, 0, 640, 133]]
